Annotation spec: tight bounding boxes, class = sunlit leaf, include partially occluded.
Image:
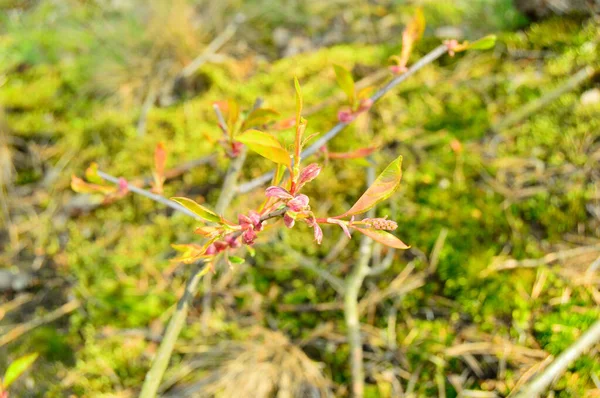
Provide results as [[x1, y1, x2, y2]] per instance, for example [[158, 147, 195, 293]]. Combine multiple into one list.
[[394, 8, 426, 71], [170, 197, 221, 223], [236, 129, 291, 167], [71, 175, 116, 195], [3, 353, 38, 388], [466, 35, 497, 50], [336, 155, 403, 218], [352, 227, 409, 249], [228, 255, 245, 264], [272, 116, 296, 131], [327, 146, 378, 160], [242, 108, 279, 129], [85, 163, 103, 184], [152, 142, 166, 194], [333, 64, 356, 107], [171, 242, 213, 264], [227, 99, 240, 136]]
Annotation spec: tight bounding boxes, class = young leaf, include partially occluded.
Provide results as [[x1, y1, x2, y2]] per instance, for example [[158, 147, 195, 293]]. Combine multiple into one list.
[[336, 155, 403, 218], [170, 197, 221, 223], [228, 255, 245, 264], [467, 35, 497, 50], [333, 64, 356, 107], [71, 176, 116, 195], [352, 227, 409, 249], [294, 77, 303, 128], [226, 99, 240, 137], [171, 242, 213, 264], [85, 163, 104, 184], [152, 142, 166, 194], [235, 129, 291, 167], [3, 353, 38, 388], [242, 108, 279, 129], [394, 8, 426, 71]]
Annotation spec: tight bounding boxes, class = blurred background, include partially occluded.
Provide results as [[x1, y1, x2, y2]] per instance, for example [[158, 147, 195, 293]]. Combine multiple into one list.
[[0, 0, 599, 397]]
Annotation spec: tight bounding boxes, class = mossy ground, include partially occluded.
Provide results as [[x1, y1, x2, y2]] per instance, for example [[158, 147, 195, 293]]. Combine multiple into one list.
[[0, 1, 599, 397]]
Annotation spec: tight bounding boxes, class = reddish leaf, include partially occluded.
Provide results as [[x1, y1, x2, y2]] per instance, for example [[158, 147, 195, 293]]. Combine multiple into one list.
[[71, 175, 116, 195], [352, 227, 409, 249], [336, 155, 403, 218], [152, 142, 166, 194], [327, 146, 378, 160], [170, 197, 221, 223], [236, 129, 291, 167], [393, 8, 425, 71], [333, 64, 356, 107], [272, 116, 296, 131]]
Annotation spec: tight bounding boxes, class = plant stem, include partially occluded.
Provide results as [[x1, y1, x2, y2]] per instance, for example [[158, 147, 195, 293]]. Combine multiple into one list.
[[96, 170, 202, 220], [236, 44, 449, 194], [139, 264, 207, 398], [513, 319, 600, 398], [344, 166, 376, 398]]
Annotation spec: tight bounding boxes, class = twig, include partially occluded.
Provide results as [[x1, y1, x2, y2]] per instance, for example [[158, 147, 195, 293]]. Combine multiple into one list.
[[368, 248, 395, 276], [236, 44, 450, 194], [344, 166, 376, 398], [0, 299, 79, 347], [491, 66, 596, 133], [513, 319, 600, 398], [484, 245, 600, 274], [139, 264, 208, 398], [96, 170, 202, 220]]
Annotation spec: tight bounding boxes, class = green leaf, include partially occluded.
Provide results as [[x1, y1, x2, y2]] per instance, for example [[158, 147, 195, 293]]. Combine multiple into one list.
[[85, 163, 104, 184], [226, 99, 240, 137], [242, 108, 279, 129], [228, 255, 245, 264], [3, 353, 38, 388], [170, 197, 221, 223], [294, 77, 303, 127], [352, 227, 409, 249], [333, 64, 356, 107], [467, 35, 497, 50], [236, 129, 291, 167], [337, 155, 403, 218]]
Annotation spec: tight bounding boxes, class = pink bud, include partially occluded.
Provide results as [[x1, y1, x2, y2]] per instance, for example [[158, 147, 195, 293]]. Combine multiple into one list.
[[298, 163, 321, 188], [284, 212, 295, 228], [226, 235, 241, 248], [248, 210, 262, 229], [214, 241, 228, 252], [265, 186, 293, 200], [205, 244, 217, 255], [242, 229, 257, 245], [118, 178, 129, 194], [390, 65, 408, 75], [337, 110, 355, 123], [238, 214, 253, 227], [358, 98, 373, 113], [287, 194, 309, 212], [313, 223, 323, 244]]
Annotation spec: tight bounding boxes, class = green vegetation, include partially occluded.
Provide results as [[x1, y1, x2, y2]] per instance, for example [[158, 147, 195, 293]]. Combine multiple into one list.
[[0, 1, 598, 397]]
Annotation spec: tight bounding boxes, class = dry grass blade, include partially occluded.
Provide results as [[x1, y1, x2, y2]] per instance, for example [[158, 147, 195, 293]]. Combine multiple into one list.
[[164, 328, 330, 398]]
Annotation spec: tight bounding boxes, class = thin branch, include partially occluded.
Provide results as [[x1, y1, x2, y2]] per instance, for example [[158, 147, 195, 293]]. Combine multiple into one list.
[[368, 248, 395, 276], [513, 319, 600, 398], [139, 264, 207, 398], [289, 250, 346, 294], [96, 170, 202, 220], [236, 44, 450, 194], [344, 165, 376, 398]]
